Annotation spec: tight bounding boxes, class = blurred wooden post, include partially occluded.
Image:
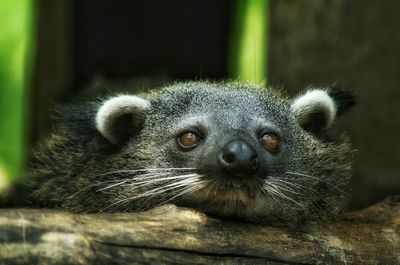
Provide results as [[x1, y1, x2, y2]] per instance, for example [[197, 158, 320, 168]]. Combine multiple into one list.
[[30, 0, 75, 144]]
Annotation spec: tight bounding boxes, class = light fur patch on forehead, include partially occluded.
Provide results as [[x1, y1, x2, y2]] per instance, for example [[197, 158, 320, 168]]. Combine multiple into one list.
[[96, 95, 151, 143], [171, 115, 210, 132], [291, 89, 337, 127]]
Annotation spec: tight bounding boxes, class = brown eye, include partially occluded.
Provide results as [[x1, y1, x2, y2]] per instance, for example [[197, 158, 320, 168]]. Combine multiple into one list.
[[178, 132, 201, 149], [260, 133, 279, 152]]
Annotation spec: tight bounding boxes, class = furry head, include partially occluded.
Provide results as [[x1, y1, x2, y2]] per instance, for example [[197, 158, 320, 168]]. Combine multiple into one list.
[[23, 81, 355, 224]]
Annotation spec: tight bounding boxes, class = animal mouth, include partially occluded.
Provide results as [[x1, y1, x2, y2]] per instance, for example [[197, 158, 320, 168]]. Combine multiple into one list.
[[194, 177, 263, 203], [213, 183, 257, 199]]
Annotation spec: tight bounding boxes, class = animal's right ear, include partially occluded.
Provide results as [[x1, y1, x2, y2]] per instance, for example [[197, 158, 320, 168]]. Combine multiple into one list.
[[95, 95, 151, 144], [290, 87, 355, 135]]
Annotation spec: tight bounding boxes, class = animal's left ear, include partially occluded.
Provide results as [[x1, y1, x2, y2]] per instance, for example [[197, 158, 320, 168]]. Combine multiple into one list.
[[291, 87, 355, 134], [95, 95, 151, 144]]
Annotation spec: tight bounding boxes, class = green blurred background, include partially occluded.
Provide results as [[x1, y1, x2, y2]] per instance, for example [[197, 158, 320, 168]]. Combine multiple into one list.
[[0, 0, 33, 188]]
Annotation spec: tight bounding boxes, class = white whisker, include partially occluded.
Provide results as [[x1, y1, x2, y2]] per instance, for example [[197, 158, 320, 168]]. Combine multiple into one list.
[[268, 181, 301, 195], [125, 174, 200, 190], [96, 172, 199, 193], [285, 171, 345, 193], [153, 179, 210, 207], [264, 183, 303, 208], [100, 173, 204, 212], [93, 167, 196, 178], [96, 180, 130, 192]]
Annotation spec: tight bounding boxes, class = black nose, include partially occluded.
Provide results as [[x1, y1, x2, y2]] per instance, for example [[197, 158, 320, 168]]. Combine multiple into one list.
[[217, 140, 260, 176]]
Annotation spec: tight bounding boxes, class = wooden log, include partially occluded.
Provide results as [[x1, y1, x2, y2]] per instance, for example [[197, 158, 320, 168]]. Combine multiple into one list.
[[0, 196, 399, 264]]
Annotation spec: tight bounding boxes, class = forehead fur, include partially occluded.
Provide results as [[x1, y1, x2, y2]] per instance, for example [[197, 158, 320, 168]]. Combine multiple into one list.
[[147, 81, 291, 121]]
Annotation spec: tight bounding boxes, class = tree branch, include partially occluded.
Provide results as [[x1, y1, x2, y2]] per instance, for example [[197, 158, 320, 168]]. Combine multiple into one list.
[[1, 196, 399, 264]]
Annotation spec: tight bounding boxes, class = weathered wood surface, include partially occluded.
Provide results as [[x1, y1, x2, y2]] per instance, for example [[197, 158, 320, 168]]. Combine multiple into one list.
[[0, 197, 399, 265]]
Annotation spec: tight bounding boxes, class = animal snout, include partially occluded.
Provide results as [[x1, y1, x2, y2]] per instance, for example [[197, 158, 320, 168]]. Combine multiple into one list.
[[217, 140, 260, 176]]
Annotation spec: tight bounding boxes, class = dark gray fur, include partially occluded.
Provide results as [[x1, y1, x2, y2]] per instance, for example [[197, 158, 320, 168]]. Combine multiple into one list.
[[9, 81, 353, 224]]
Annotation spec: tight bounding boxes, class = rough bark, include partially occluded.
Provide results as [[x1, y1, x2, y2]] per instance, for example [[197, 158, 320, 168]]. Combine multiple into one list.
[[0, 197, 399, 265]]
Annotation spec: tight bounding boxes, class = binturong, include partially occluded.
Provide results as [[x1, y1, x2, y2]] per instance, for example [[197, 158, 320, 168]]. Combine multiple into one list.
[[8, 81, 356, 224]]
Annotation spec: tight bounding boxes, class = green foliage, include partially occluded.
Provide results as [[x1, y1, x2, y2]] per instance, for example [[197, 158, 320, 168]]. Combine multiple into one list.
[[229, 0, 269, 85], [0, 0, 33, 185]]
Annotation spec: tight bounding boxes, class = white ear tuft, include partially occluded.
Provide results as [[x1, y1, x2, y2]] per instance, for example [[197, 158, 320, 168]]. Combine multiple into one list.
[[291, 89, 337, 132], [96, 95, 151, 144]]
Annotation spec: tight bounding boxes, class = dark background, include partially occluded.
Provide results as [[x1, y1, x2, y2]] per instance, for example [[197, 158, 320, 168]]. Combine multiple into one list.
[[32, 0, 400, 210]]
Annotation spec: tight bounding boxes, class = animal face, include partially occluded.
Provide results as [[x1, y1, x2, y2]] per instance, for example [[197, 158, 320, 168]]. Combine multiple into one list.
[[89, 82, 353, 223]]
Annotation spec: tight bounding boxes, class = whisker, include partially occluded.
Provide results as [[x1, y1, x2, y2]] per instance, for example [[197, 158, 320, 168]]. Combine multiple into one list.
[[285, 171, 345, 193], [95, 173, 171, 192], [139, 177, 202, 197], [267, 181, 301, 195], [96, 173, 198, 192], [125, 174, 200, 190], [270, 178, 306, 189], [101, 174, 204, 212], [134, 173, 199, 182], [264, 183, 304, 208], [96, 180, 130, 192], [266, 176, 332, 209], [153, 179, 210, 207], [92, 167, 196, 178]]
